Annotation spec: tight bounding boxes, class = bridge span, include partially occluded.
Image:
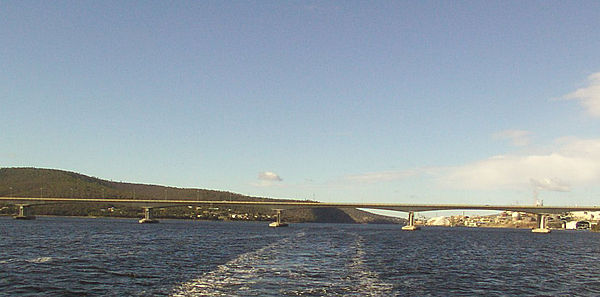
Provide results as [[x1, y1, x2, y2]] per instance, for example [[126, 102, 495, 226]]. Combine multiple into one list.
[[2, 197, 599, 233]]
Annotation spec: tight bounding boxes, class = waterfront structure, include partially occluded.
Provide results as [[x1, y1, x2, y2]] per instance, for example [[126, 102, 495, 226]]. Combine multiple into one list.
[[569, 211, 600, 221], [3, 197, 600, 233], [401, 211, 419, 230], [268, 209, 288, 227], [13, 204, 36, 220], [564, 220, 591, 230], [138, 207, 159, 224]]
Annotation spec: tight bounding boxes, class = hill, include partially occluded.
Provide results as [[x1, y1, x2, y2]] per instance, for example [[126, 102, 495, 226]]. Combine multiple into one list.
[[0, 167, 402, 224]]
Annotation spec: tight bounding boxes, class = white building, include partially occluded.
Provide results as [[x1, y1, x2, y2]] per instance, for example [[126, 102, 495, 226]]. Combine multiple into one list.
[[569, 211, 600, 221], [564, 220, 591, 230]]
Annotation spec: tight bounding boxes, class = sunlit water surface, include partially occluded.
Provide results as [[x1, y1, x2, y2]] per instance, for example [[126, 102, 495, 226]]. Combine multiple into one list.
[[1, 217, 600, 296]]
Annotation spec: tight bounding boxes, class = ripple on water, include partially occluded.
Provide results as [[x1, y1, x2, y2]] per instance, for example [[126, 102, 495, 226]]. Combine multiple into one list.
[[3, 218, 600, 296]]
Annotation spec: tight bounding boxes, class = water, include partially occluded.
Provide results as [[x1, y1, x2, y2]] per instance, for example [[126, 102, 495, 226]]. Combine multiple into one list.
[[1, 217, 600, 296]]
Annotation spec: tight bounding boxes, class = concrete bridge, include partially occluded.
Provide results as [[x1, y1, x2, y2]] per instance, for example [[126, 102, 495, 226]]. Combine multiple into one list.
[[2, 197, 599, 233]]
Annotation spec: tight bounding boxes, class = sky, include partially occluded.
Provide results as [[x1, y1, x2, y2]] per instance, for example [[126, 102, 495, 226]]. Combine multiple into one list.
[[1, 1, 600, 208]]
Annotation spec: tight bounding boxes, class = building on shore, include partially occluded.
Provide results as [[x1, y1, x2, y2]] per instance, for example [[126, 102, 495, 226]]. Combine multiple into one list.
[[569, 211, 600, 221], [564, 220, 591, 230]]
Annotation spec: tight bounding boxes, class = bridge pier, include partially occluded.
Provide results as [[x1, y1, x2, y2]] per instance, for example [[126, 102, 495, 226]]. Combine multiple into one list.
[[532, 214, 550, 233], [139, 207, 159, 224], [14, 205, 36, 220], [402, 211, 420, 231], [269, 209, 288, 227]]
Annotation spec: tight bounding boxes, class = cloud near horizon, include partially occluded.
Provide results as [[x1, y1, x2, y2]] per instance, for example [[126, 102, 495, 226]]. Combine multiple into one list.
[[336, 137, 600, 196], [564, 72, 600, 117], [441, 138, 600, 191]]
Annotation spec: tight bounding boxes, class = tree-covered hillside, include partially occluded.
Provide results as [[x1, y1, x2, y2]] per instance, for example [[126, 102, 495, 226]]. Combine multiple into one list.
[[0, 167, 402, 224], [0, 167, 266, 201]]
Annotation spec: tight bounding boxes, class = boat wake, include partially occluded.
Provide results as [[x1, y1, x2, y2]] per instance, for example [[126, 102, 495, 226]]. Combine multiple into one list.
[[346, 235, 394, 296], [171, 234, 296, 296], [171, 230, 393, 296]]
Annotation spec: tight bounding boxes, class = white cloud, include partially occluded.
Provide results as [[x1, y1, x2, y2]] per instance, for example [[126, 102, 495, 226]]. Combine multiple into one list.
[[441, 138, 600, 191], [251, 171, 284, 187], [493, 130, 531, 147], [530, 178, 570, 192], [258, 171, 282, 182], [564, 72, 600, 117]]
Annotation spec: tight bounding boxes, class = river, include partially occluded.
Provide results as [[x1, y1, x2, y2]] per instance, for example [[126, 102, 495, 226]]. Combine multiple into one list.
[[1, 217, 599, 296]]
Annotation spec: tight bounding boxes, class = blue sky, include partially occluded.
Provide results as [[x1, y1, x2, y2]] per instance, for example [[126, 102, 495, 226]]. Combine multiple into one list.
[[2, 1, 600, 207]]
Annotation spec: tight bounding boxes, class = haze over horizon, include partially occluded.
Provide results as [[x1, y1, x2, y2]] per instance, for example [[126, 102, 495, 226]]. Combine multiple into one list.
[[2, 1, 600, 206]]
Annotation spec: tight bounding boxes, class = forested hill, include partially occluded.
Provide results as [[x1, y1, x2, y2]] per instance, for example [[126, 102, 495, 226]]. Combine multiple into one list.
[[0, 168, 402, 224], [0, 167, 274, 201]]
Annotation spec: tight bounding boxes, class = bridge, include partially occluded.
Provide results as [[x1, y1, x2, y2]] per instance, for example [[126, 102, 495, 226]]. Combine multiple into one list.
[[2, 197, 600, 233]]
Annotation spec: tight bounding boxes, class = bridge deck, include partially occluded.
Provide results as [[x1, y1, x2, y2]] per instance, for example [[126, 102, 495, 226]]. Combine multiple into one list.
[[1, 197, 598, 214]]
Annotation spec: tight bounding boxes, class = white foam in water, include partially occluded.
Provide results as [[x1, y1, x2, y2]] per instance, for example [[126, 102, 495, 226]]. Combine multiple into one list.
[[346, 235, 394, 296], [171, 231, 394, 297], [26, 257, 53, 263], [172, 236, 293, 297]]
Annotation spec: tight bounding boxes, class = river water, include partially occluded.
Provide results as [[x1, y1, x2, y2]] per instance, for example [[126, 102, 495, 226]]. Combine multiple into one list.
[[1, 217, 600, 296]]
